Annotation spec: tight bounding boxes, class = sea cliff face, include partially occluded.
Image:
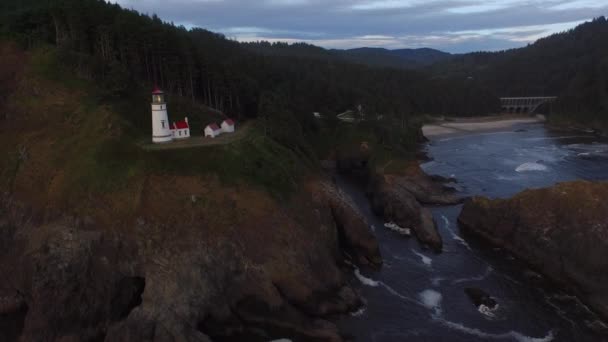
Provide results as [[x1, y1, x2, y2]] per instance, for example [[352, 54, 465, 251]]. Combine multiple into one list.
[[458, 181, 608, 319], [0, 178, 381, 342]]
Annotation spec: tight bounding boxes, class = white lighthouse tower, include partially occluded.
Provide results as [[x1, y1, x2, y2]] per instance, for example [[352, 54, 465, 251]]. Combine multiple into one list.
[[151, 87, 173, 143]]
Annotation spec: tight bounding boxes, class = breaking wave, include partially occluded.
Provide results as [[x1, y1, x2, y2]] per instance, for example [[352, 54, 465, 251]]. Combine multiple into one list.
[[384, 222, 411, 235], [412, 249, 433, 267], [441, 215, 472, 250], [434, 318, 554, 342], [354, 268, 380, 287], [479, 304, 500, 319], [419, 289, 443, 315], [452, 266, 493, 284], [515, 162, 548, 172]]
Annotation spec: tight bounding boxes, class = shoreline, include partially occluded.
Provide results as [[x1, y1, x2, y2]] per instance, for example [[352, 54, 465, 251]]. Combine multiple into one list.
[[422, 115, 545, 138]]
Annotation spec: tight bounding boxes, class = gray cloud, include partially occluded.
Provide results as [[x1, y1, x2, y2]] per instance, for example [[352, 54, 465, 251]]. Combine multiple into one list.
[[111, 0, 607, 52]]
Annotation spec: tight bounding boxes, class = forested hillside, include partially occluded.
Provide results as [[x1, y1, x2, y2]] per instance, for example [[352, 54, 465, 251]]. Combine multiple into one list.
[[0, 0, 498, 145], [242, 42, 452, 69], [432, 17, 608, 129]]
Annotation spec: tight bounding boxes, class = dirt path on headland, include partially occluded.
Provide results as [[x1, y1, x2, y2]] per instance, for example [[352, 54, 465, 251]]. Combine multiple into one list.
[[422, 115, 545, 138]]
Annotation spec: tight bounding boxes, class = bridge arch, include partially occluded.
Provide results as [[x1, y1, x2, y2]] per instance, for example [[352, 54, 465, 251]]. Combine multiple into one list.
[[500, 97, 556, 114]]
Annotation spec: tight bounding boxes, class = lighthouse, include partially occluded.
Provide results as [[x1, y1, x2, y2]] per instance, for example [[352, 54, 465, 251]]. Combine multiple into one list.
[[151, 87, 173, 143]]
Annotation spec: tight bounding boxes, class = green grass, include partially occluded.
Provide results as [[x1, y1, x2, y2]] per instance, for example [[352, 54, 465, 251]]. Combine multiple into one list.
[[145, 129, 306, 197]]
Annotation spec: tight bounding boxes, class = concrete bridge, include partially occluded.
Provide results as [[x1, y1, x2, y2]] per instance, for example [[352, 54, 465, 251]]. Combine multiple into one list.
[[500, 97, 557, 114]]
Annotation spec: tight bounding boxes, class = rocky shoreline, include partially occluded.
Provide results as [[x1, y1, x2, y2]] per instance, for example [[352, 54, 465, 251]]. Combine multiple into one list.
[[335, 144, 464, 252], [458, 181, 608, 321]]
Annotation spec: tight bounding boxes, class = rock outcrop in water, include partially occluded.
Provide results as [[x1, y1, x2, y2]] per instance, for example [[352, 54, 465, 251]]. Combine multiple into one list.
[[458, 181, 608, 319], [366, 162, 464, 252]]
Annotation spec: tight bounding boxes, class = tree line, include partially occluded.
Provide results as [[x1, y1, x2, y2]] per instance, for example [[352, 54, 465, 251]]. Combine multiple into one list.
[[431, 17, 608, 128], [0, 0, 500, 140]]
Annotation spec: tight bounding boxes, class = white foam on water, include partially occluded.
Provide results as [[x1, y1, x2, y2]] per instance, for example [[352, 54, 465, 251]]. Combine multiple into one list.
[[438, 131, 517, 143], [354, 268, 380, 287], [434, 317, 554, 342], [350, 307, 366, 317], [478, 304, 499, 319], [515, 162, 548, 172], [525, 135, 593, 142], [441, 215, 472, 250], [384, 222, 411, 236], [452, 266, 493, 284], [412, 249, 432, 267], [431, 277, 445, 287], [419, 289, 443, 315]]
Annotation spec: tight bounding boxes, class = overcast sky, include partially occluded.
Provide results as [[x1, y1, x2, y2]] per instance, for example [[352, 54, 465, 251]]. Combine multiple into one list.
[[111, 0, 607, 53]]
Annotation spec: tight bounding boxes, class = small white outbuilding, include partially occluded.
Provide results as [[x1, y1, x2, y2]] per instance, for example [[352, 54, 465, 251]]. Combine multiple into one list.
[[171, 117, 190, 139], [221, 119, 235, 133], [204, 123, 222, 138]]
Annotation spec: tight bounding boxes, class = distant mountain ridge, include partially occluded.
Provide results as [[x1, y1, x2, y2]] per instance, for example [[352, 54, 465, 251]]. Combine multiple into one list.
[[242, 41, 452, 69], [333, 47, 452, 69]]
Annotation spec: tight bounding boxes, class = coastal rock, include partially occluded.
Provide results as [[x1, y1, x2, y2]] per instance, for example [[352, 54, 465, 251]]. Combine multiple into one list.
[[384, 164, 464, 206], [0, 177, 379, 342], [458, 181, 608, 319], [369, 175, 443, 251], [464, 288, 497, 309], [318, 181, 383, 268]]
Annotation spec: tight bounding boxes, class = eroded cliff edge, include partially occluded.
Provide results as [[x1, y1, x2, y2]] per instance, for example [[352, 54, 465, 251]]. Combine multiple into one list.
[[458, 181, 608, 319]]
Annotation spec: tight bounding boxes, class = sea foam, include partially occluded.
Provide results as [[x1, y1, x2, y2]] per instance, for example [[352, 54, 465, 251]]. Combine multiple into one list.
[[515, 162, 548, 172], [384, 222, 411, 236], [434, 318, 554, 342], [354, 268, 380, 287], [412, 249, 433, 267]]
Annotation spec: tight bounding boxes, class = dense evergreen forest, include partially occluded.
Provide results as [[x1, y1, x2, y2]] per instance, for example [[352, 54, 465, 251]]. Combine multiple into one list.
[[0, 0, 498, 140], [431, 17, 608, 128], [2, 0, 606, 141], [242, 42, 452, 69]]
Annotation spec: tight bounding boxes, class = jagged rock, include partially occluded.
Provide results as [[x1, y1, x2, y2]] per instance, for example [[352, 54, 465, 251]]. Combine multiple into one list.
[[386, 170, 464, 206], [369, 176, 443, 251], [458, 181, 608, 319], [464, 288, 497, 309], [319, 181, 382, 268]]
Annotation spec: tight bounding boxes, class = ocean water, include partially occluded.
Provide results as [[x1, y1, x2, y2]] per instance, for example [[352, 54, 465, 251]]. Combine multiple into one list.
[[337, 123, 608, 342]]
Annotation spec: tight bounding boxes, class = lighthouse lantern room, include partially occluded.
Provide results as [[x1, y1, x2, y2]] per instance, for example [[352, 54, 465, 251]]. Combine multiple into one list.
[[151, 87, 173, 143]]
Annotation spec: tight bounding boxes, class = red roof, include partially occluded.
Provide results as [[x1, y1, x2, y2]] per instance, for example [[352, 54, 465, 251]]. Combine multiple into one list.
[[223, 118, 235, 126], [152, 86, 164, 95], [172, 120, 189, 130], [207, 123, 221, 131]]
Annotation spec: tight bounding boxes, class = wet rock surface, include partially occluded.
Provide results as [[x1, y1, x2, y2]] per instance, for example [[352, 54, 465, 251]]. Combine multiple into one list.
[[458, 181, 608, 320], [366, 163, 463, 252]]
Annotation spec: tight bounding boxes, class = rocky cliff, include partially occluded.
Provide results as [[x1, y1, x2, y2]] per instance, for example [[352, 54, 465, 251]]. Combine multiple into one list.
[[0, 177, 382, 342], [0, 43, 382, 341], [458, 181, 608, 319]]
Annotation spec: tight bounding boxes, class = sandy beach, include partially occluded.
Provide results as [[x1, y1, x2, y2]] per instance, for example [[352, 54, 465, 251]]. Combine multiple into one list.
[[422, 115, 545, 138]]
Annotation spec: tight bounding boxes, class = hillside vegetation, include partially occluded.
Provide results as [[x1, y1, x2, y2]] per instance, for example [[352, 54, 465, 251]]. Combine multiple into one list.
[[432, 17, 608, 130]]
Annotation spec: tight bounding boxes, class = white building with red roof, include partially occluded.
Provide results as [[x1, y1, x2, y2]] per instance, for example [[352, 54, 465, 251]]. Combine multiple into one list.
[[171, 117, 190, 139], [221, 119, 236, 133], [204, 123, 222, 138]]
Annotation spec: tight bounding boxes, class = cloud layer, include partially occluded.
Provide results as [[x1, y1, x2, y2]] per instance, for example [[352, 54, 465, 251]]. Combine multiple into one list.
[[111, 0, 607, 52]]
